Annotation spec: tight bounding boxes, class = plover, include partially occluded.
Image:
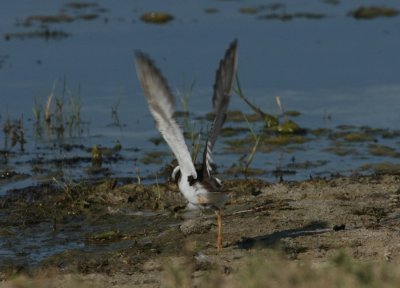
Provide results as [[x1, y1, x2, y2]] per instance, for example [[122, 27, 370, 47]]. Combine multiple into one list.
[[134, 40, 238, 250]]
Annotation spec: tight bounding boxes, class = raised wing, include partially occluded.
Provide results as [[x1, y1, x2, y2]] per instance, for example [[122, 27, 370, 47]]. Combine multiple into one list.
[[134, 52, 197, 178], [202, 40, 238, 177]]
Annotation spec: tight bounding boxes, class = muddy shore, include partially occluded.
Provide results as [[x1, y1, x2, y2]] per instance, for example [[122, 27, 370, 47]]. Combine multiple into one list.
[[1, 173, 400, 287]]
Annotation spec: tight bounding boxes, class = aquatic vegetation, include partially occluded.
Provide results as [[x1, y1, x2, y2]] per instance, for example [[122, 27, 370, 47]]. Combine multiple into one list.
[[233, 77, 278, 128], [91, 145, 103, 167], [329, 130, 375, 142], [271, 119, 304, 134], [204, 8, 219, 14], [77, 13, 99, 21], [114, 140, 122, 153], [234, 76, 304, 134], [32, 80, 84, 140], [66, 96, 82, 137], [360, 162, 400, 174], [239, 6, 265, 15], [140, 12, 174, 24], [220, 126, 248, 137], [24, 14, 75, 25], [242, 114, 262, 176], [176, 77, 196, 116], [224, 164, 266, 177], [228, 111, 261, 122], [4, 29, 71, 40], [259, 12, 326, 21], [263, 134, 308, 146], [140, 151, 170, 165], [285, 110, 301, 117], [343, 132, 374, 142], [2, 115, 25, 152], [149, 136, 164, 146], [368, 144, 400, 158], [287, 160, 329, 170], [86, 230, 125, 243], [324, 145, 359, 157], [189, 125, 203, 163], [350, 6, 399, 19], [65, 2, 99, 9], [110, 97, 122, 127]]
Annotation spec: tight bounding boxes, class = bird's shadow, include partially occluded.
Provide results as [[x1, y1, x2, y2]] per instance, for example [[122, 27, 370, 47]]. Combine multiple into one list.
[[236, 220, 331, 250]]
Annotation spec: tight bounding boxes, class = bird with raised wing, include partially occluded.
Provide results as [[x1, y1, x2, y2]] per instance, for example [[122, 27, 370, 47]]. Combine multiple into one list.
[[134, 40, 238, 250]]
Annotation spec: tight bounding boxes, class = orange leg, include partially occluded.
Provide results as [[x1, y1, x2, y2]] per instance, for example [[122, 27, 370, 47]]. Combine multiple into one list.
[[215, 210, 223, 251]]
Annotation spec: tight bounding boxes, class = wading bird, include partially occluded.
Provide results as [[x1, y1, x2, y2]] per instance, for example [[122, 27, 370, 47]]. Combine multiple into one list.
[[134, 40, 238, 250]]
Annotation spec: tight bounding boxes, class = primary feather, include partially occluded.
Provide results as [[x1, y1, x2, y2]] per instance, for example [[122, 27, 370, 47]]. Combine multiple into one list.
[[134, 52, 197, 179], [202, 40, 238, 177]]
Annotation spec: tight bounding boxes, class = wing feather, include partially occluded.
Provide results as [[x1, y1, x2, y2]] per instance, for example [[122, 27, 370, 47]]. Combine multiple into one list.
[[134, 52, 197, 178], [203, 40, 238, 176]]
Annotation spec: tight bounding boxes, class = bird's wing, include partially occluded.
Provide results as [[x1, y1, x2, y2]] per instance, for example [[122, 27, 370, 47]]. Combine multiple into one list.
[[202, 40, 238, 177], [135, 52, 197, 178]]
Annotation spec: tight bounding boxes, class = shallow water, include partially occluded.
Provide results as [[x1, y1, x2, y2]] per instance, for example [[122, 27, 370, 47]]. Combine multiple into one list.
[[1, 0, 400, 195]]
